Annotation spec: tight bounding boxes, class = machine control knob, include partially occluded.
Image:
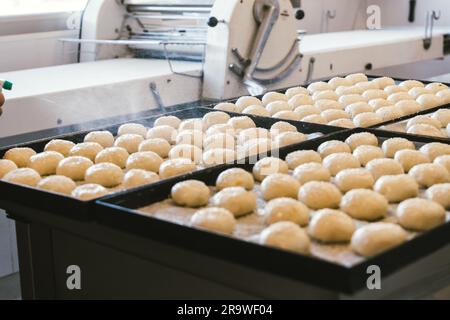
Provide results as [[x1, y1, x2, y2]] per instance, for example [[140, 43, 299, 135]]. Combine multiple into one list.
[[295, 9, 305, 20], [207, 16, 219, 27]]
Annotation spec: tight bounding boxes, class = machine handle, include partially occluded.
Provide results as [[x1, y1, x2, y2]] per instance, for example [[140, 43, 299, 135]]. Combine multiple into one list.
[[408, 0, 416, 23], [207, 16, 219, 27]]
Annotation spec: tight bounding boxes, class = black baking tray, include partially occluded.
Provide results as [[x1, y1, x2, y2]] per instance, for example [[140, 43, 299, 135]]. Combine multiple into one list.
[[96, 127, 450, 294], [0, 107, 342, 222]]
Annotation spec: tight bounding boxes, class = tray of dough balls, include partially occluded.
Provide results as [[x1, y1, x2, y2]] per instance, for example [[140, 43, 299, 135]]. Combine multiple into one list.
[[96, 128, 450, 293], [0, 107, 340, 221], [211, 74, 450, 129]]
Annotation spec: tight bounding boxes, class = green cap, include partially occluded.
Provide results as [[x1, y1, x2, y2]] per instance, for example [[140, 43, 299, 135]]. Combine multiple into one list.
[[2, 80, 13, 90]]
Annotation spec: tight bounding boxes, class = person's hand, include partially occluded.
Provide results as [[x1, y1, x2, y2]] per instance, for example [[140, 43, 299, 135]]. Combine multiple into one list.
[[0, 92, 4, 116]]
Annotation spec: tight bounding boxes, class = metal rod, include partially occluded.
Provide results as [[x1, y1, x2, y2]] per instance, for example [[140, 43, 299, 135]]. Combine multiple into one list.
[[59, 38, 206, 46]]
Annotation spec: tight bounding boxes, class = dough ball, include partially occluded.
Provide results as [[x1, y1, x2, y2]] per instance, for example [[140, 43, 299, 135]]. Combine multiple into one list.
[[387, 92, 414, 103], [28, 151, 64, 176], [345, 73, 368, 84], [56, 156, 93, 181], [237, 128, 270, 144], [323, 153, 360, 176], [146, 125, 177, 144], [70, 142, 103, 161], [420, 142, 450, 161], [426, 183, 450, 209], [301, 114, 326, 125], [315, 99, 344, 111], [138, 138, 171, 158], [351, 222, 407, 257], [368, 98, 393, 110], [353, 112, 383, 127], [227, 116, 256, 130], [335, 168, 374, 192], [318, 140, 351, 158], [345, 102, 373, 118], [321, 109, 350, 122], [345, 132, 378, 151], [216, 168, 254, 190], [176, 129, 204, 148], [2, 168, 41, 187], [252, 157, 288, 181], [307, 81, 332, 93], [211, 186, 256, 217], [425, 82, 449, 93], [159, 158, 196, 179], [293, 163, 330, 184], [71, 184, 108, 200], [169, 144, 202, 163], [339, 94, 368, 106], [395, 100, 422, 115], [118, 123, 147, 138], [178, 118, 203, 132], [202, 148, 236, 167], [241, 138, 272, 157], [382, 138, 415, 158], [394, 149, 430, 173], [261, 173, 301, 201], [214, 102, 236, 113], [288, 94, 314, 108], [37, 175, 76, 195], [374, 174, 419, 202], [202, 111, 230, 129], [436, 89, 450, 103], [298, 181, 342, 209], [205, 123, 235, 137], [85, 163, 123, 187], [204, 133, 235, 151], [375, 106, 403, 122], [3, 147, 36, 168], [44, 139, 75, 157], [408, 163, 450, 187], [328, 77, 352, 89], [285, 86, 309, 99], [262, 92, 288, 106], [273, 110, 301, 121], [171, 180, 210, 207], [312, 90, 338, 101], [266, 101, 292, 115], [126, 151, 163, 172], [285, 150, 321, 170], [372, 77, 395, 89], [399, 80, 425, 90], [340, 189, 388, 220], [270, 121, 297, 136], [432, 109, 450, 127], [190, 207, 236, 235], [154, 115, 181, 129], [384, 85, 408, 95], [272, 131, 306, 148], [259, 221, 310, 254], [123, 169, 159, 188], [114, 134, 144, 154], [434, 155, 450, 172], [366, 158, 404, 180], [397, 198, 445, 231], [235, 96, 262, 112], [308, 209, 355, 242], [335, 85, 363, 96], [95, 147, 129, 168], [416, 94, 442, 109], [84, 131, 114, 148], [242, 105, 271, 117], [265, 198, 309, 226], [407, 124, 445, 138], [356, 81, 379, 91], [352, 145, 384, 166], [408, 87, 433, 99], [328, 119, 356, 128], [294, 105, 321, 119], [406, 115, 442, 129], [0, 159, 17, 179]]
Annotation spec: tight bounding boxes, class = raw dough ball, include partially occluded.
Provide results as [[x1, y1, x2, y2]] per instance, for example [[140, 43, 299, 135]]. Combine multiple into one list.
[[126, 151, 163, 172], [417, 94, 442, 109], [237, 128, 270, 144], [242, 105, 271, 117], [345, 73, 368, 84], [235, 96, 262, 112], [285, 86, 309, 99], [123, 169, 159, 188], [176, 129, 204, 148], [425, 82, 448, 93], [335, 168, 374, 192], [204, 133, 235, 151], [114, 134, 144, 154], [146, 125, 177, 144], [318, 140, 351, 158], [420, 143, 450, 161], [261, 173, 301, 201], [395, 100, 422, 115], [366, 158, 404, 180], [272, 131, 306, 148], [384, 85, 408, 95], [293, 163, 330, 184], [241, 138, 272, 157], [95, 147, 129, 168], [44, 139, 75, 157], [301, 114, 326, 125], [340, 189, 388, 221], [285, 150, 321, 170], [216, 168, 254, 190], [382, 138, 415, 158], [169, 144, 202, 163], [71, 184, 108, 200], [264, 198, 309, 226], [408, 87, 433, 99], [266, 101, 292, 115], [205, 123, 235, 137], [288, 94, 314, 108], [345, 102, 372, 118], [351, 223, 407, 257], [368, 98, 392, 110], [426, 183, 450, 209], [376, 106, 403, 122], [328, 119, 356, 128], [70, 142, 104, 161], [190, 207, 236, 235], [214, 102, 236, 113], [252, 157, 288, 181], [159, 158, 196, 179], [227, 116, 256, 130], [178, 118, 203, 132], [262, 92, 288, 106], [374, 174, 419, 202], [434, 155, 450, 172], [154, 115, 181, 129], [387, 92, 414, 103], [118, 123, 147, 138], [307, 81, 332, 93], [315, 99, 344, 111], [211, 187, 256, 217], [339, 94, 368, 106], [408, 163, 450, 187], [394, 149, 430, 172], [437, 89, 450, 103], [432, 109, 450, 127], [0, 159, 17, 178], [294, 105, 321, 119], [202, 148, 236, 166], [372, 77, 395, 89], [397, 198, 445, 231], [353, 112, 383, 127], [270, 121, 297, 136], [85, 163, 123, 187], [138, 138, 171, 158], [298, 181, 342, 209], [37, 175, 76, 195], [321, 109, 350, 122], [328, 77, 352, 89], [3, 147, 36, 168], [171, 180, 210, 207], [273, 110, 301, 121], [312, 90, 338, 101], [345, 132, 378, 151], [399, 80, 424, 89], [2, 168, 41, 187], [28, 151, 64, 176], [56, 156, 93, 181], [353, 145, 384, 166], [356, 81, 379, 91], [308, 209, 355, 242], [406, 115, 441, 129], [84, 131, 114, 148], [202, 111, 230, 129], [335, 85, 363, 96], [323, 153, 360, 176], [259, 221, 310, 254], [407, 124, 445, 137]]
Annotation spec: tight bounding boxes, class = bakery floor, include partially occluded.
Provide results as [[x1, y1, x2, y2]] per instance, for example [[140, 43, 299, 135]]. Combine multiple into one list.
[[0, 272, 21, 300]]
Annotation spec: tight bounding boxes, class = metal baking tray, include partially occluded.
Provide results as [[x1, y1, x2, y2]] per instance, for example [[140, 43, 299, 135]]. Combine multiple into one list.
[[0, 107, 342, 221], [96, 127, 450, 294]]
